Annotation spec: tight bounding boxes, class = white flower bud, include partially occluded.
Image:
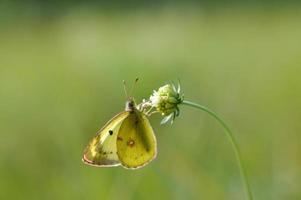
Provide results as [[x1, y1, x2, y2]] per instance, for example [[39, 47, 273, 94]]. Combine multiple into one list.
[[149, 84, 183, 120]]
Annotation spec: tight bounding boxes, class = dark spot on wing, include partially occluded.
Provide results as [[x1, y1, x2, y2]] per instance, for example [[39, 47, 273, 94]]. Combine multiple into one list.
[[109, 130, 113, 135], [127, 139, 135, 147], [117, 136, 123, 141]]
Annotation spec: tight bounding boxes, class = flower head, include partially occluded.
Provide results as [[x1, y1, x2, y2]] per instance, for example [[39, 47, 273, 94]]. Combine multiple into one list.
[[149, 83, 183, 124]]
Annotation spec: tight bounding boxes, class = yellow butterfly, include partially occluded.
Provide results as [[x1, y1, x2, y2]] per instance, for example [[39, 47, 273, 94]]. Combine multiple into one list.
[[82, 80, 157, 169]]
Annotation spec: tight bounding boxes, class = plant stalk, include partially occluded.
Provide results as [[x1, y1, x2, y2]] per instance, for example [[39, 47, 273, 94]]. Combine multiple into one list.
[[181, 100, 253, 200]]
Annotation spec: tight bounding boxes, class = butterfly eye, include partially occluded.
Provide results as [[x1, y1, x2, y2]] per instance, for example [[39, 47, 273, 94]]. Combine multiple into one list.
[[109, 130, 113, 135]]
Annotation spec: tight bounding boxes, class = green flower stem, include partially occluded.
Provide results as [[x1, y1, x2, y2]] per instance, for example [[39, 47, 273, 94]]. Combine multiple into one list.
[[181, 100, 253, 200]]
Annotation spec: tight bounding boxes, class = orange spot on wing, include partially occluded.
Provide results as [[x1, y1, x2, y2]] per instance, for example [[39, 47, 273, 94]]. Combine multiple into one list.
[[127, 139, 135, 147]]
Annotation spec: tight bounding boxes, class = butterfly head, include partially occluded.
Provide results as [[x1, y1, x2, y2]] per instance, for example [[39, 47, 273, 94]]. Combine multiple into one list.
[[125, 98, 136, 112]]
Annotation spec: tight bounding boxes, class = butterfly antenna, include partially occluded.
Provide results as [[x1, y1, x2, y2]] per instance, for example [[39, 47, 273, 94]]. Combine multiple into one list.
[[123, 80, 129, 100], [129, 77, 139, 97]]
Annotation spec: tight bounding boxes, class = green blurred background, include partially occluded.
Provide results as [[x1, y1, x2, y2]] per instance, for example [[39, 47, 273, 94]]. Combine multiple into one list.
[[1, 1, 301, 200]]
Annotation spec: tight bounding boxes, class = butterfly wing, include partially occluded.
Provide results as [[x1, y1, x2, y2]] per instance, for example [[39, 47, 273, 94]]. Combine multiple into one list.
[[82, 111, 130, 167], [116, 110, 157, 169]]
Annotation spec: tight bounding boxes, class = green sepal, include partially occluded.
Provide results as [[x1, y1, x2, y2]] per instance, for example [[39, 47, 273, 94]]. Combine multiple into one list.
[[160, 113, 174, 124]]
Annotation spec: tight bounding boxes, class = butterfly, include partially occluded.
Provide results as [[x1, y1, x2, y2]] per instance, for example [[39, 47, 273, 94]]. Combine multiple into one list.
[[82, 79, 157, 169]]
